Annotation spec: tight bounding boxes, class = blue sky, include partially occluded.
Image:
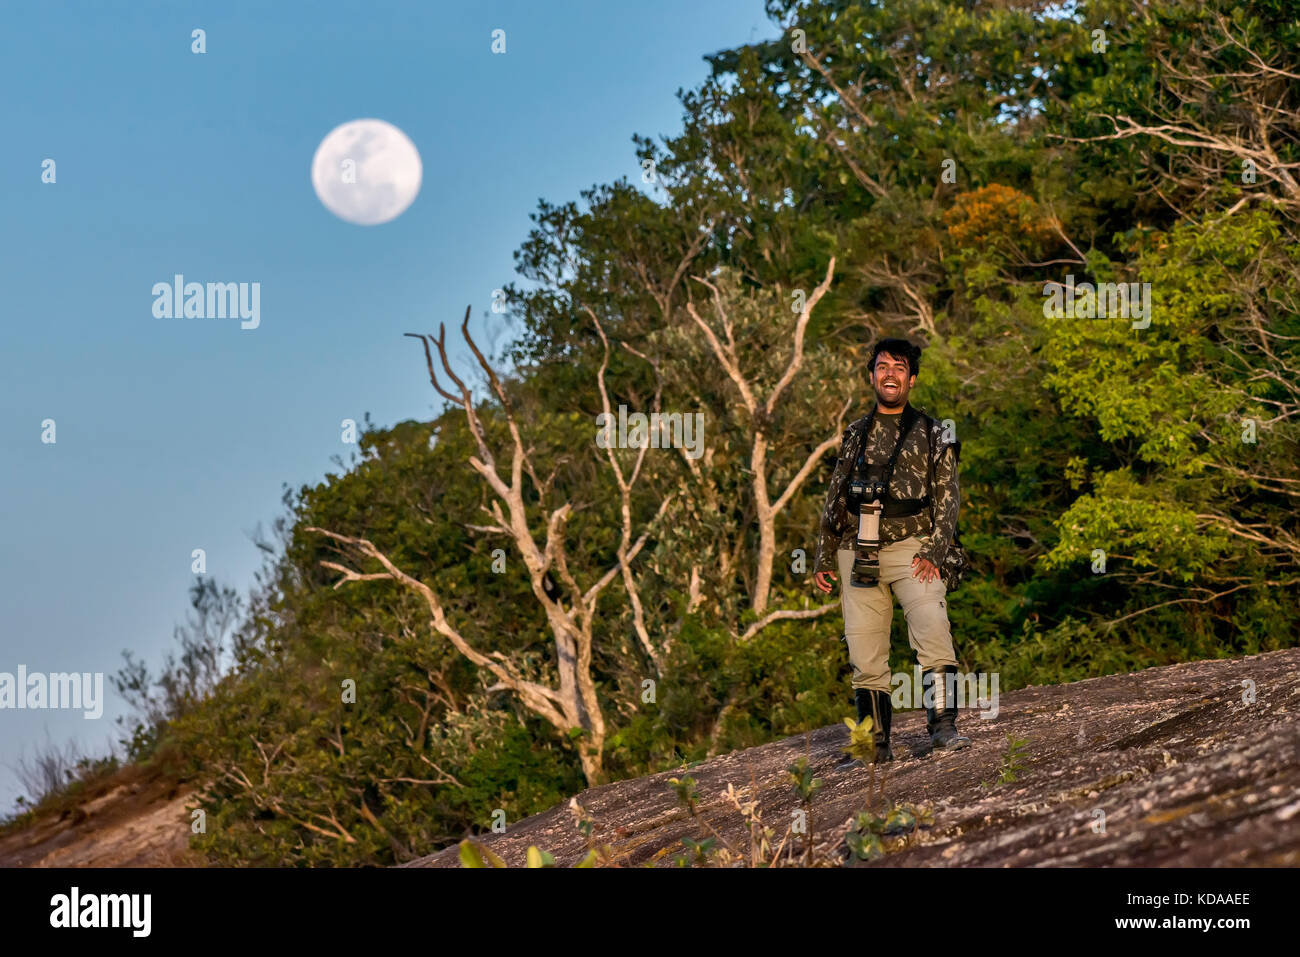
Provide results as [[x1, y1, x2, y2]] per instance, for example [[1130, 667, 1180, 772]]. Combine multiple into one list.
[[0, 0, 780, 814]]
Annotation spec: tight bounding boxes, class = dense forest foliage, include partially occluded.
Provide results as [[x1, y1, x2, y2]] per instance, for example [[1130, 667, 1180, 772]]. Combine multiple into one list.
[[109, 0, 1300, 864]]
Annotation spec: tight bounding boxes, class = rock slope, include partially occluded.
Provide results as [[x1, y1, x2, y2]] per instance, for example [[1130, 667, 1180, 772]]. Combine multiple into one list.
[[404, 647, 1300, 867]]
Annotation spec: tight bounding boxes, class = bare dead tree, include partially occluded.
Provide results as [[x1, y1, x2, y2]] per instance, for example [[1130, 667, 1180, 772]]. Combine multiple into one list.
[[585, 304, 669, 672], [685, 257, 849, 619], [306, 306, 671, 786]]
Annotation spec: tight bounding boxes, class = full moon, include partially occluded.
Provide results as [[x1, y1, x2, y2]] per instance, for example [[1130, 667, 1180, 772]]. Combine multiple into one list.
[[311, 119, 422, 225]]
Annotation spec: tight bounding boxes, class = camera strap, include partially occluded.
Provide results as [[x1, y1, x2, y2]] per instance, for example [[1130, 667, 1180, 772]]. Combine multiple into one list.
[[853, 403, 922, 506]]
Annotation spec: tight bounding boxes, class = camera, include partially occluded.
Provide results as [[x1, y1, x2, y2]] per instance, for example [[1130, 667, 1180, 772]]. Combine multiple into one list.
[[848, 465, 888, 587], [848, 476, 885, 502]]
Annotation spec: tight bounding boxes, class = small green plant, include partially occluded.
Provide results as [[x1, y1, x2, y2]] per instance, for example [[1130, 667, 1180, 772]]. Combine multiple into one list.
[[566, 797, 621, 867], [839, 711, 931, 865], [840, 715, 876, 764], [1000, 735, 1029, 782], [666, 775, 738, 866], [843, 803, 934, 863], [982, 734, 1030, 787], [676, 836, 716, 866], [786, 755, 823, 867], [667, 775, 700, 812], [786, 756, 823, 803], [845, 821, 884, 861]]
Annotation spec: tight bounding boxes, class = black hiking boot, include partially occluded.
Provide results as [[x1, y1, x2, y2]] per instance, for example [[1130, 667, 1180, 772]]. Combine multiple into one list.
[[923, 665, 971, 751], [833, 688, 893, 770]]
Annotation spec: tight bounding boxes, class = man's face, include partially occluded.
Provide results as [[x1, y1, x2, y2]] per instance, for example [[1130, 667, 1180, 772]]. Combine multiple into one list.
[[870, 351, 916, 410]]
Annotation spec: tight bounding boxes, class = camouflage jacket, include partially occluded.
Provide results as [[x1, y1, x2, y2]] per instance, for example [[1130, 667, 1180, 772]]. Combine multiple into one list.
[[813, 404, 960, 574]]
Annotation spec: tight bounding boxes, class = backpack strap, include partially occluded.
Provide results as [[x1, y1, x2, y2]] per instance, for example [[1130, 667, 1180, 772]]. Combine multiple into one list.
[[853, 403, 920, 505], [881, 404, 920, 503], [923, 413, 963, 546]]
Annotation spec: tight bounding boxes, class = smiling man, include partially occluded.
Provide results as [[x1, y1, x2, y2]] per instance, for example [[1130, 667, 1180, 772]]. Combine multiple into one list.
[[814, 338, 970, 767]]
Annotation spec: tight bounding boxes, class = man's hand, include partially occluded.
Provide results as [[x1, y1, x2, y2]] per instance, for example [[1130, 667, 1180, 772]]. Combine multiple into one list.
[[814, 571, 838, 594], [911, 555, 940, 584]]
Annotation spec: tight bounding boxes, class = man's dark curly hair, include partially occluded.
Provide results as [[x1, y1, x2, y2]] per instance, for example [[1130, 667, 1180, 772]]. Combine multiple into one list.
[[868, 337, 922, 378]]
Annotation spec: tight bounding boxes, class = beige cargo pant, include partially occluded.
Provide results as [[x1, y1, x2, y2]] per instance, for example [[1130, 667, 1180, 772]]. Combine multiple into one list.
[[837, 535, 958, 693]]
